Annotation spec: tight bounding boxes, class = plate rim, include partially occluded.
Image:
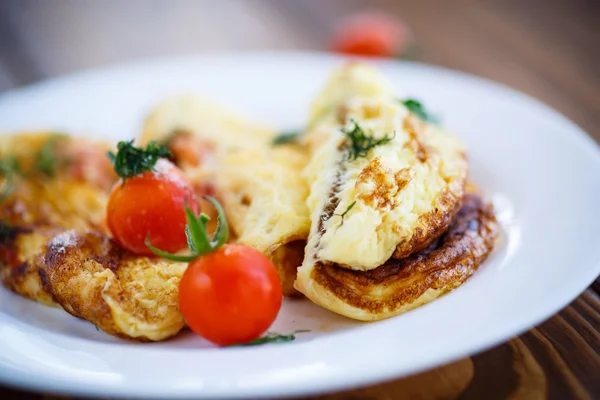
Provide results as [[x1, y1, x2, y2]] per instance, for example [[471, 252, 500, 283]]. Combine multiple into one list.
[[1, 51, 600, 399]]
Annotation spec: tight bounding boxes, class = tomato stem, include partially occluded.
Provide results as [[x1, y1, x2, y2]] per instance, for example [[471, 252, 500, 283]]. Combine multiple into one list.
[[205, 195, 228, 248], [144, 238, 198, 262], [145, 195, 229, 261]]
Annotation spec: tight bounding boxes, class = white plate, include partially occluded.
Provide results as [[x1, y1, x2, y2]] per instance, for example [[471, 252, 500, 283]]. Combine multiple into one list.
[[1, 52, 599, 399]]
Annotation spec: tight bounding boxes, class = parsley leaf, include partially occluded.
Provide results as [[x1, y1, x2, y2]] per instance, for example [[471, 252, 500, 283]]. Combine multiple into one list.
[[272, 130, 302, 145], [91, 311, 100, 332], [107, 140, 171, 180], [321, 201, 356, 227], [400, 99, 439, 123], [342, 120, 395, 161], [0, 221, 29, 244], [0, 155, 21, 201], [233, 330, 310, 346], [34, 134, 67, 177]]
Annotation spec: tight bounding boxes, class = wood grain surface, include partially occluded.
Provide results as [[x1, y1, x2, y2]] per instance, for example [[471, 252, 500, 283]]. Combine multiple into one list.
[[0, 1, 598, 399]]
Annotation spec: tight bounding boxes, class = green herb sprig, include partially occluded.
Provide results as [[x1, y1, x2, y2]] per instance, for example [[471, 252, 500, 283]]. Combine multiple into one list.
[[342, 120, 395, 161], [35, 135, 61, 177], [145, 196, 229, 262], [0, 221, 29, 244], [233, 330, 310, 346], [272, 130, 302, 145], [107, 140, 171, 180], [91, 311, 100, 332], [321, 201, 356, 227], [400, 99, 439, 123], [0, 156, 21, 202]]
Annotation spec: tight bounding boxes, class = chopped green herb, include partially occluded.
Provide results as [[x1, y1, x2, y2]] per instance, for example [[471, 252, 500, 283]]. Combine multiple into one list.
[[34, 135, 66, 177], [0, 221, 14, 243], [272, 130, 302, 145], [91, 311, 100, 332], [321, 201, 357, 227], [400, 99, 439, 123], [0, 155, 21, 201], [0, 221, 28, 244], [234, 330, 310, 346], [342, 120, 395, 161], [337, 201, 356, 225], [107, 140, 171, 180]]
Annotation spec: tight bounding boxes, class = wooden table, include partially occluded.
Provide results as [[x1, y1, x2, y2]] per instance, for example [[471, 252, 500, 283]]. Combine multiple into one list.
[[1, 1, 598, 399]]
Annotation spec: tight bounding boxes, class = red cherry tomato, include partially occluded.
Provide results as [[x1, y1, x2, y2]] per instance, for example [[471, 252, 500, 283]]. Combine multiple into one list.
[[107, 158, 199, 256], [332, 11, 408, 58], [178, 244, 283, 346]]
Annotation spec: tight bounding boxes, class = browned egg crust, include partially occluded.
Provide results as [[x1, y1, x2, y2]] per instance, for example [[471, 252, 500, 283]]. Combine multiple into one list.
[[0, 226, 62, 307], [311, 192, 498, 315], [391, 181, 464, 260], [0, 176, 111, 308], [0, 180, 186, 341], [0, 133, 185, 341], [267, 239, 306, 297], [38, 231, 185, 341]]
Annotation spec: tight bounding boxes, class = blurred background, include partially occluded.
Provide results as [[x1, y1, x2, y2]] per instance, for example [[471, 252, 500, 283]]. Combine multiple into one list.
[[0, 0, 598, 138]]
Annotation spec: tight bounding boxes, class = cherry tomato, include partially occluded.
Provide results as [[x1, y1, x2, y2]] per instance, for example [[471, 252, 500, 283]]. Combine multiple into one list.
[[331, 11, 409, 58], [107, 158, 199, 255], [178, 244, 283, 346]]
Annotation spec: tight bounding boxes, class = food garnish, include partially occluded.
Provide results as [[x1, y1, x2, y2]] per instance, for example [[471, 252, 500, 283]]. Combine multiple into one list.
[[321, 201, 357, 227], [35, 134, 66, 177], [0, 221, 28, 244], [400, 99, 438, 123], [234, 330, 311, 346], [146, 196, 284, 347], [1, 134, 73, 195], [342, 119, 395, 160], [107, 140, 171, 180], [91, 312, 100, 332], [272, 130, 302, 145], [0, 156, 20, 201], [106, 140, 199, 255], [145, 196, 228, 262]]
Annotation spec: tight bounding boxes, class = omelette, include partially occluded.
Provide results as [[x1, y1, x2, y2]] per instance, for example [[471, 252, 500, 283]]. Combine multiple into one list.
[[301, 71, 468, 270], [293, 63, 496, 320], [0, 62, 498, 339], [140, 96, 311, 295], [0, 132, 187, 341], [303, 62, 394, 152], [296, 190, 498, 321]]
